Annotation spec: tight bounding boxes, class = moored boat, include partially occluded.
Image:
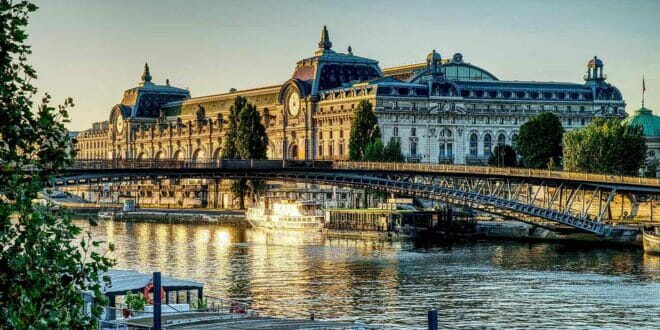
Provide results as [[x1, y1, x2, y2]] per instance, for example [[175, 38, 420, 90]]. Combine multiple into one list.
[[642, 227, 660, 255], [246, 200, 325, 231], [97, 210, 117, 220]]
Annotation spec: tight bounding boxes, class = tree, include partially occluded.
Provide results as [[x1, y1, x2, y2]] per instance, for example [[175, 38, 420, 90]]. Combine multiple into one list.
[[488, 145, 517, 167], [363, 138, 385, 162], [221, 96, 247, 159], [221, 97, 268, 209], [644, 160, 658, 178], [348, 100, 380, 160], [237, 103, 268, 160], [515, 112, 563, 168], [383, 137, 405, 162], [0, 2, 113, 327], [236, 102, 269, 208], [563, 118, 647, 176]]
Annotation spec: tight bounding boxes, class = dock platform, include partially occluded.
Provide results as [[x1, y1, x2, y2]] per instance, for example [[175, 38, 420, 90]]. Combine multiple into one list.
[[103, 313, 358, 329]]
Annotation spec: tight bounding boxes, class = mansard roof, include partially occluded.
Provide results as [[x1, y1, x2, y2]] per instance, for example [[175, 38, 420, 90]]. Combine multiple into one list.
[[117, 63, 190, 119], [288, 26, 382, 97]]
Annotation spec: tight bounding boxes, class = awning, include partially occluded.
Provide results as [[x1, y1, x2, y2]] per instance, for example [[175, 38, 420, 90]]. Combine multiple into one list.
[[100, 269, 203, 296]]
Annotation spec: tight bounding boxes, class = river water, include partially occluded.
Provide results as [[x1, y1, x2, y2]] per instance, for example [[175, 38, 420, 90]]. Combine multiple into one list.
[[77, 219, 660, 329]]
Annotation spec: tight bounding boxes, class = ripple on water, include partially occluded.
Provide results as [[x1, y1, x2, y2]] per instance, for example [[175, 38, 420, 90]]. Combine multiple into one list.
[[76, 220, 660, 329]]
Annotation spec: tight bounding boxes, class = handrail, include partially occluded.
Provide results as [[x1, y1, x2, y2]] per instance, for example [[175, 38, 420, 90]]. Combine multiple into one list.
[[64, 159, 660, 188], [332, 161, 660, 188]]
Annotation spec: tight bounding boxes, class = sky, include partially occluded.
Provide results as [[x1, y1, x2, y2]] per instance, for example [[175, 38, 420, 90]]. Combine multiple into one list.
[[27, 0, 660, 131]]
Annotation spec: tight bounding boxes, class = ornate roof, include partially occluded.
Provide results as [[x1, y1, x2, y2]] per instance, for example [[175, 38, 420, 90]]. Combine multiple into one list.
[[622, 107, 660, 137], [117, 63, 190, 118], [287, 26, 382, 97], [587, 56, 603, 68]]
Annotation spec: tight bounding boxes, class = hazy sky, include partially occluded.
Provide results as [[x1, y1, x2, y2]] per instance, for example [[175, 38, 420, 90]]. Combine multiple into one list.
[[27, 0, 660, 131]]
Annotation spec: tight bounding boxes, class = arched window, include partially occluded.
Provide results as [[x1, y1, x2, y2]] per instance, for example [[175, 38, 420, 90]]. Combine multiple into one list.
[[483, 134, 492, 156], [497, 133, 506, 146], [469, 133, 478, 156], [192, 149, 206, 162]]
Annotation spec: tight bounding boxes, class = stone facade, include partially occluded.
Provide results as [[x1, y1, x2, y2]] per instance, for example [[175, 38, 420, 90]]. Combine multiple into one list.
[[75, 27, 626, 166], [70, 26, 630, 207]]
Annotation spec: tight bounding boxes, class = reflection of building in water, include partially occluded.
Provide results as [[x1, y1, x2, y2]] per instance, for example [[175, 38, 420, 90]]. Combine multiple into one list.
[[69, 26, 627, 208]]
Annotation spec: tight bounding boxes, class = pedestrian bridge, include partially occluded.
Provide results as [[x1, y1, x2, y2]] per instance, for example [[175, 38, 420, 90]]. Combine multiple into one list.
[[56, 159, 660, 236]]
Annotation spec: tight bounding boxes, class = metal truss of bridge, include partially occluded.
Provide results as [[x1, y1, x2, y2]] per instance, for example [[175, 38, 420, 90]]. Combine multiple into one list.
[[55, 160, 660, 236]]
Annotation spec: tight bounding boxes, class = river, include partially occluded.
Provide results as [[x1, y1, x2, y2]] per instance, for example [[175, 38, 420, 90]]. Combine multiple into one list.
[[76, 219, 660, 329]]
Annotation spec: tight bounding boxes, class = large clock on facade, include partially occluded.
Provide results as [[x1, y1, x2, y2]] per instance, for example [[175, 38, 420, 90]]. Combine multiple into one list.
[[287, 92, 300, 117], [115, 119, 124, 133]]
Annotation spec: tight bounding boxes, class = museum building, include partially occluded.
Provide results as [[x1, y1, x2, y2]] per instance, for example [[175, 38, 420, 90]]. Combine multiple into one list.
[[77, 26, 626, 165], [70, 27, 629, 207]]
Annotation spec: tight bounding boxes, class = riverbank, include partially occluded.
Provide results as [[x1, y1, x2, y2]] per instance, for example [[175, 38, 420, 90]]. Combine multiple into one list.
[[70, 206, 644, 247], [474, 220, 642, 247], [71, 206, 248, 226]]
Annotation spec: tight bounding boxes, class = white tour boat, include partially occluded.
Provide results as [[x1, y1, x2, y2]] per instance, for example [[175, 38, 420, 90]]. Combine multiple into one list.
[[246, 200, 325, 231]]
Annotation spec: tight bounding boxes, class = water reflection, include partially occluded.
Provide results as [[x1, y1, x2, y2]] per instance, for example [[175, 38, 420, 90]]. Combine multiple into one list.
[[77, 219, 660, 329]]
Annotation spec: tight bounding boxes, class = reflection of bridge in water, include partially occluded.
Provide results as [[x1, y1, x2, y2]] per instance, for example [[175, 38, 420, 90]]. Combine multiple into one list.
[[58, 160, 660, 236]]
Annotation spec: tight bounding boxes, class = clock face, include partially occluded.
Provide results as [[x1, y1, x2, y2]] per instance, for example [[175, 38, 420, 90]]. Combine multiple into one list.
[[288, 92, 300, 117], [115, 119, 124, 133]]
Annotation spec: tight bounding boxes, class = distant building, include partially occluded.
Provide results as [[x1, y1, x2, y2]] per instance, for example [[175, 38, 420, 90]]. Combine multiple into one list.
[[622, 105, 660, 177]]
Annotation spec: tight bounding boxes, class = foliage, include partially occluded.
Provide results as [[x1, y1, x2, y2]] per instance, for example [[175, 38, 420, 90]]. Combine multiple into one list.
[[0, 1, 114, 327], [237, 103, 268, 160], [363, 138, 385, 161], [363, 137, 405, 162], [348, 100, 380, 160], [222, 96, 268, 208], [563, 118, 647, 175], [383, 137, 405, 162], [515, 112, 564, 168], [191, 298, 208, 311], [125, 291, 147, 311], [488, 145, 517, 167], [220, 96, 247, 159]]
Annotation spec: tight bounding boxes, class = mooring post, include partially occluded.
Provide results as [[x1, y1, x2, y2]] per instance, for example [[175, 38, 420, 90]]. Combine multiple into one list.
[[153, 272, 162, 330], [427, 309, 438, 330]]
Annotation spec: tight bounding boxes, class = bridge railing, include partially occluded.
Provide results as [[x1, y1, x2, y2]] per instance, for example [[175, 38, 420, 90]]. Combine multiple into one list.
[[332, 161, 660, 188], [68, 159, 334, 171], [67, 159, 660, 188]]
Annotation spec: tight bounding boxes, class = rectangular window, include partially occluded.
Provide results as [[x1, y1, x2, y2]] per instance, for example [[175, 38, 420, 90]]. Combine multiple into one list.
[[329, 131, 333, 139], [318, 145, 323, 157], [339, 143, 344, 155], [411, 127, 416, 137], [339, 130, 344, 138], [581, 118, 585, 126], [393, 127, 399, 137], [568, 118, 572, 126], [410, 141, 417, 155]]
